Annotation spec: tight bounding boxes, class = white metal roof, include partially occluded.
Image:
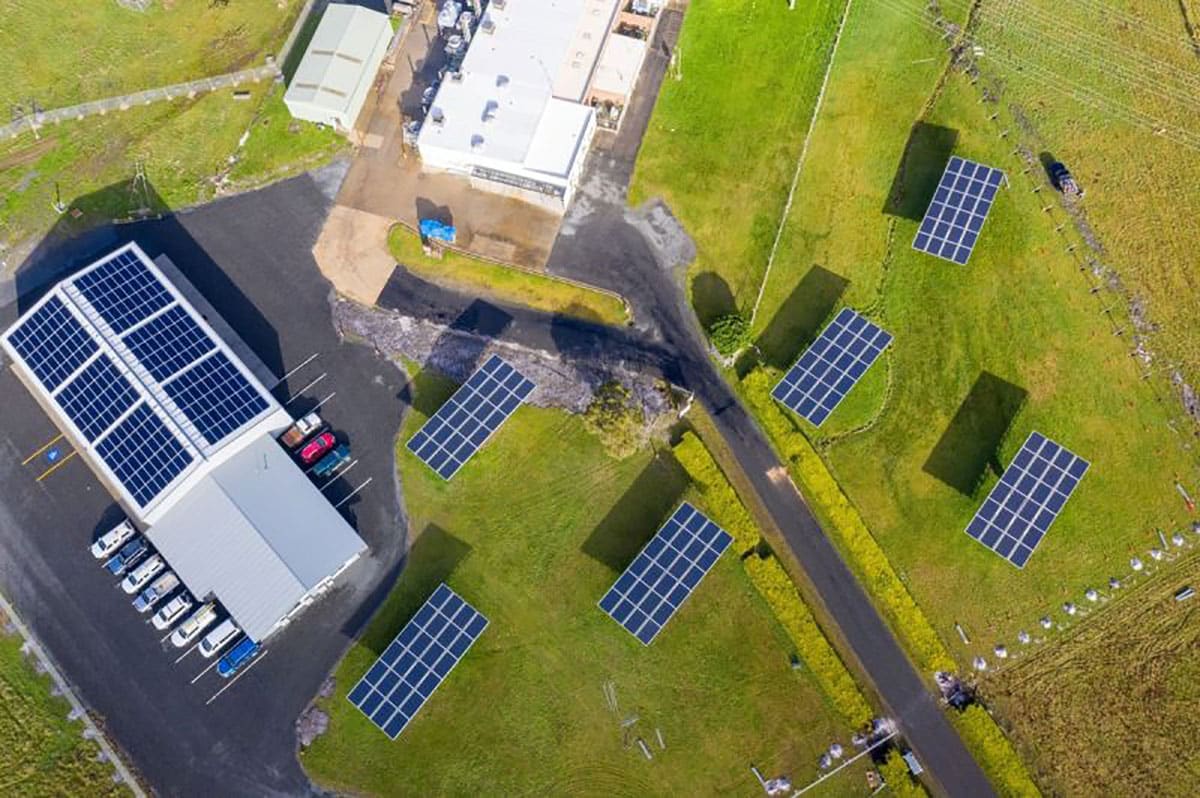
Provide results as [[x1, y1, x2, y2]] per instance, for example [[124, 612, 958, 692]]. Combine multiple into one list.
[[284, 4, 392, 118]]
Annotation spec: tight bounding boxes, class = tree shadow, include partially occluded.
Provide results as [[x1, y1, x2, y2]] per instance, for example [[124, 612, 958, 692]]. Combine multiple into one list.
[[345, 524, 473, 658], [923, 372, 1028, 496], [691, 271, 737, 329], [753, 265, 848, 370], [882, 122, 959, 221], [580, 450, 689, 572]]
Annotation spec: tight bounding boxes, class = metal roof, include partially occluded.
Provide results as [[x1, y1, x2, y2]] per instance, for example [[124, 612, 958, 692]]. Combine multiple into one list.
[[284, 4, 393, 120]]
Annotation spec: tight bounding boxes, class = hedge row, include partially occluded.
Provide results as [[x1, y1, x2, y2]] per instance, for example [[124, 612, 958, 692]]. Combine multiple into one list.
[[673, 431, 872, 726], [952, 706, 1040, 797], [879, 750, 929, 798]]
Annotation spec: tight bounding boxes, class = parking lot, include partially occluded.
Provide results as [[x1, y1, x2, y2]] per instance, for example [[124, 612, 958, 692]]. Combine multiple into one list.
[[0, 171, 408, 796]]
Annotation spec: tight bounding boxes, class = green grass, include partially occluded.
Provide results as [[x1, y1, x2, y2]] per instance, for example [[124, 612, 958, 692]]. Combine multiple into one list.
[[388, 225, 630, 326], [301, 368, 870, 796], [0, 627, 128, 796], [0, 0, 301, 109], [228, 86, 347, 186], [627, 0, 844, 316]]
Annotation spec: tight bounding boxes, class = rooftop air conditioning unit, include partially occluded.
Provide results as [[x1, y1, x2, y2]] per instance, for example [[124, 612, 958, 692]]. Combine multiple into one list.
[[492, 0, 505, 8], [449, 70, 464, 83], [431, 108, 445, 126], [496, 74, 510, 89], [482, 100, 499, 122], [481, 18, 495, 34], [471, 134, 485, 152]]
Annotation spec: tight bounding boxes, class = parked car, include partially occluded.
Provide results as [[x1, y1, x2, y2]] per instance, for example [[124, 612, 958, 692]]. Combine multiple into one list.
[[199, 619, 240, 658], [91, 519, 135, 559], [217, 637, 260, 678], [152, 593, 194, 631], [313, 444, 351, 479], [170, 603, 218, 647], [299, 431, 337, 466], [133, 571, 179, 613], [120, 554, 164, 594], [104, 537, 148, 577], [1047, 160, 1083, 198], [279, 412, 325, 449]]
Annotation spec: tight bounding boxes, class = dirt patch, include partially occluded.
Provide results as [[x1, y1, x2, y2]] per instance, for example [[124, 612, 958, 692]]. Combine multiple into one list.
[[313, 204, 396, 305]]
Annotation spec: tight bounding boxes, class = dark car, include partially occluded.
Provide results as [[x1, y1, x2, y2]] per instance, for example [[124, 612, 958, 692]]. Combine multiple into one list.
[[104, 536, 148, 576], [1047, 161, 1083, 197]]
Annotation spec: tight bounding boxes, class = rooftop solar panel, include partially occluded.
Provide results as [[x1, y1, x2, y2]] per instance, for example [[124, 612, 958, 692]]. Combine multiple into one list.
[[162, 352, 270, 447], [346, 583, 488, 739], [73, 249, 173, 334], [598, 502, 733, 645], [912, 156, 1005, 265], [122, 305, 217, 382], [95, 403, 194, 507], [6, 296, 99, 392], [407, 354, 535, 480], [771, 308, 892, 427], [965, 431, 1089, 568], [54, 354, 140, 442]]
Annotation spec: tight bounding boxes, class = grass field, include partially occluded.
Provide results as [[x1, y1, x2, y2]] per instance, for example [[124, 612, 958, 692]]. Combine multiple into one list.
[[0, 626, 128, 796], [388, 226, 630, 326], [302, 368, 873, 796], [627, 0, 845, 319], [0, 0, 301, 109]]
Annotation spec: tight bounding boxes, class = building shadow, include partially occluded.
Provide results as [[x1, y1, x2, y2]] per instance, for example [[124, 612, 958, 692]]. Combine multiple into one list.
[[753, 265, 848, 370], [580, 450, 689, 572], [345, 523, 472, 657], [90, 503, 130, 545], [882, 122, 959, 221], [690, 271, 737, 330], [923, 372, 1028, 496], [414, 197, 453, 228]]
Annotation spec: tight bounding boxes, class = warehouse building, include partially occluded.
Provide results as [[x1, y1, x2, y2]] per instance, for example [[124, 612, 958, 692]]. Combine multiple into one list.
[[284, 3, 394, 131], [1, 243, 366, 641]]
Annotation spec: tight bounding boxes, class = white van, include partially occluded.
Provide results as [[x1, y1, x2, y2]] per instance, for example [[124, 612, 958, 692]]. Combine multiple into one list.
[[152, 593, 193, 630], [199, 619, 240, 658], [170, 603, 217, 648], [120, 554, 164, 594]]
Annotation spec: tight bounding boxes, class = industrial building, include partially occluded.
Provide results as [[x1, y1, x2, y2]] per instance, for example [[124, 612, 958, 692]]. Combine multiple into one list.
[[417, 0, 660, 209], [284, 3, 394, 131], [1, 243, 366, 641]]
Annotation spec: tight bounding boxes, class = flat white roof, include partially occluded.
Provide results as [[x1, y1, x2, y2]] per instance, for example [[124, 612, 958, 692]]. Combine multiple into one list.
[[285, 4, 392, 118], [591, 34, 646, 99]]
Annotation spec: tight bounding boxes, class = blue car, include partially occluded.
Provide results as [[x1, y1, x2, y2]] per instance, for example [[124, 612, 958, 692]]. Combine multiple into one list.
[[312, 444, 351, 479], [217, 637, 260, 678]]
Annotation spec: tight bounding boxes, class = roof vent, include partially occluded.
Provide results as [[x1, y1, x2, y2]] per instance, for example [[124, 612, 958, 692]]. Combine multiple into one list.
[[481, 18, 495, 34], [492, 0, 505, 8], [449, 70, 464, 83], [431, 107, 445, 126], [470, 134, 486, 152], [496, 74, 509, 89], [482, 100, 499, 123]]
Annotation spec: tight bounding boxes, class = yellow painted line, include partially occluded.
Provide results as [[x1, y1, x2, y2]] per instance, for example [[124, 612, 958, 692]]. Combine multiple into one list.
[[36, 450, 77, 482], [22, 433, 64, 466]]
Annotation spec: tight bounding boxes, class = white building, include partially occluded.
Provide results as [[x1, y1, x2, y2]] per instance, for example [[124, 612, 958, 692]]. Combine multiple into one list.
[[417, 0, 627, 208], [284, 4, 394, 131]]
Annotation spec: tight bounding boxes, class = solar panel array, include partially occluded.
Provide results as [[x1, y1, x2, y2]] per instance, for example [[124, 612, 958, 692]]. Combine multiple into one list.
[[74, 249, 173, 334], [53, 355, 139, 442], [123, 305, 216, 382], [912, 156, 1004, 265], [347, 584, 488, 739], [407, 354, 535, 480], [965, 432, 1089, 568], [771, 308, 892, 427], [95, 404, 194, 507], [162, 352, 269, 446], [598, 503, 733, 645], [7, 297, 98, 392]]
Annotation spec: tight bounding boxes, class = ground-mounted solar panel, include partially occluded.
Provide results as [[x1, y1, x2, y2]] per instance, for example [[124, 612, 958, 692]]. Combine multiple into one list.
[[771, 308, 892, 427], [598, 502, 734, 645], [95, 403, 194, 507], [54, 354, 140, 442], [6, 296, 99, 392], [406, 354, 535, 480], [346, 583, 488, 739], [912, 156, 1005, 265], [122, 305, 217, 382], [73, 249, 173, 334], [965, 431, 1090, 568], [162, 352, 270, 446]]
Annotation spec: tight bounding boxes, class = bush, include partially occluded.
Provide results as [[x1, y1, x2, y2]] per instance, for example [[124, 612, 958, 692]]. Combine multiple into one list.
[[672, 432, 759, 552], [879, 750, 929, 798], [708, 314, 750, 356], [953, 706, 1041, 797], [582, 381, 644, 458]]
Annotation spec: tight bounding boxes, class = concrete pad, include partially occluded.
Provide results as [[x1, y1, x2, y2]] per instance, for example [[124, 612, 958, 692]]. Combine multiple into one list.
[[312, 205, 395, 305]]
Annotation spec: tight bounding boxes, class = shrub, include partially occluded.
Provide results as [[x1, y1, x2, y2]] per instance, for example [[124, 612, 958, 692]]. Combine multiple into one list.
[[953, 706, 1041, 797], [879, 750, 929, 798], [708, 313, 750, 356], [582, 381, 644, 458]]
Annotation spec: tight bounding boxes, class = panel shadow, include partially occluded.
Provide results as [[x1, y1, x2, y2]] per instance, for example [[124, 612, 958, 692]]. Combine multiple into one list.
[[753, 265, 849, 370], [923, 372, 1028, 496], [882, 122, 959, 221], [581, 451, 689, 572]]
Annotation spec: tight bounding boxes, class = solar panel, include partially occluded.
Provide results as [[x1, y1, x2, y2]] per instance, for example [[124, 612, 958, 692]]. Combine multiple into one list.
[[122, 305, 216, 382], [6, 296, 99, 392], [162, 352, 270, 446], [95, 404, 194, 507], [346, 584, 488, 739], [965, 431, 1090, 568], [598, 502, 733, 645], [912, 156, 1005, 265], [406, 355, 535, 480], [771, 308, 892, 427], [54, 354, 140, 442], [73, 249, 173, 334]]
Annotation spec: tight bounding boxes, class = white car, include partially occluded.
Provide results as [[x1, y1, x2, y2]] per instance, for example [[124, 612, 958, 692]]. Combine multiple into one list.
[[152, 594, 194, 631], [133, 571, 180, 613], [90, 520, 135, 559], [120, 555, 164, 594], [198, 619, 240, 658], [170, 603, 217, 648]]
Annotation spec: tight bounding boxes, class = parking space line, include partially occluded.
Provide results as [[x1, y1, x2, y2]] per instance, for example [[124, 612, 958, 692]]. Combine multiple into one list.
[[173, 642, 200, 665], [35, 449, 77, 481], [22, 433, 64, 465], [283, 373, 327, 406], [271, 352, 320, 388], [205, 648, 269, 706], [159, 629, 175, 644], [190, 658, 220, 684], [334, 477, 373, 509], [309, 391, 337, 414], [319, 459, 358, 491]]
